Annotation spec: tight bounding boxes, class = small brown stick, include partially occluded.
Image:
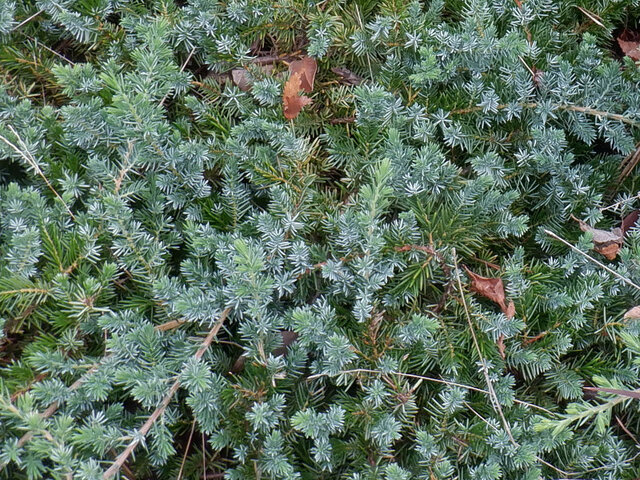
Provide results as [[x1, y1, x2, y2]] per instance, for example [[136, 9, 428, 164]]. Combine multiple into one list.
[[329, 117, 356, 125], [103, 308, 231, 479], [1, 312, 223, 472], [451, 102, 638, 126], [523, 322, 561, 345], [11, 9, 44, 32], [156, 319, 187, 331], [618, 142, 640, 184], [616, 415, 639, 445], [177, 420, 197, 480]]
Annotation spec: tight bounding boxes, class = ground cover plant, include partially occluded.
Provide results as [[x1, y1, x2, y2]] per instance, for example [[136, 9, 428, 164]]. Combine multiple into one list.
[[3, 0, 640, 478]]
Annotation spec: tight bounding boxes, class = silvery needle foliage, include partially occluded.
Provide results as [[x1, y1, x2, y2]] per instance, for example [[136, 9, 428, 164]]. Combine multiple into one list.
[[1, 0, 640, 478]]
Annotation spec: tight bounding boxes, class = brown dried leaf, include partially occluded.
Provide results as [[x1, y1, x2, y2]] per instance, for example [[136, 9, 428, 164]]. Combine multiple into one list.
[[465, 267, 509, 314], [331, 67, 363, 86], [283, 71, 312, 120], [596, 242, 621, 260], [624, 306, 640, 320], [573, 215, 624, 260], [273, 331, 299, 357], [622, 210, 640, 235], [505, 301, 516, 320], [618, 30, 640, 61], [231, 68, 252, 91], [289, 57, 317, 93]]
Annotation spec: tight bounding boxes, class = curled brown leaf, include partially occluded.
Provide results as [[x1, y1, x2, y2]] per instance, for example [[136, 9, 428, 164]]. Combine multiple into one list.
[[283, 71, 312, 119], [464, 266, 514, 318]]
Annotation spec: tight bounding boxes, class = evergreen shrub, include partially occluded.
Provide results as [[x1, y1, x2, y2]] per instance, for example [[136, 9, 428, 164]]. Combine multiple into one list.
[[2, 0, 640, 478]]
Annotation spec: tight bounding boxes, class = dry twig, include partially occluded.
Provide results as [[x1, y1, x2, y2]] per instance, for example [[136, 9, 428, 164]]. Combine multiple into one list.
[[103, 308, 231, 479]]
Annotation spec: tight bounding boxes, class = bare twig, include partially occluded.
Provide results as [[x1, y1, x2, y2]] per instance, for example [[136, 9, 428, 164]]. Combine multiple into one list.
[[160, 47, 197, 107], [11, 9, 44, 32], [156, 318, 187, 331], [451, 102, 638, 127], [615, 415, 639, 445], [251, 54, 296, 65], [307, 368, 555, 415], [576, 6, 605, 28], [103, 308, 231, 479], [618, 142, 640, 184], [25, 34, 75, 65], [600, 192, 640, 212], [0, 126, 75, 220], [452, 249, 517, 446], [177, 420, 197, 480]]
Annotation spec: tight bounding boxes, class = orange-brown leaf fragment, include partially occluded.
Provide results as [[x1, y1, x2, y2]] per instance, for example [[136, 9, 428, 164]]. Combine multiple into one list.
[[595, 242, 621, 260], [505, 301, 516, 320], [289, 57, 317, 93], [618, 30, 640, 61], [283, 71, 312, 119]]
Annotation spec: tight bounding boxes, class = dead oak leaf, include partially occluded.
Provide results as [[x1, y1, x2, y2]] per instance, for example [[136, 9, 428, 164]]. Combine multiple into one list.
[[622, 210, 640, 235], [289, 57, 317, 92], [283, 71, 312, 119]]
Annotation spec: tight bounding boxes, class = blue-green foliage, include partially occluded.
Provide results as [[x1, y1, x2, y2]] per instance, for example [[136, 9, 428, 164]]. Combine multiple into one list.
[[1, 0, 640, 479]]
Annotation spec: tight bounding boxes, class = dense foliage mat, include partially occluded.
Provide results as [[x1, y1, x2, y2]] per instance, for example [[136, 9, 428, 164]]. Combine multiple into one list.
[[3, 0, 640, 478]]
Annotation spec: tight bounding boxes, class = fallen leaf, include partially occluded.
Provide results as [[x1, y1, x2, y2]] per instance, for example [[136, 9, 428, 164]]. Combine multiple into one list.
[[622, 210, 640, 235], [283, 71, 312, 119], [231, 64, 275, 91], [231, 68, 252, 91], [331, 67, 363, 86], [464, 267, 512, 316], [624, 306, 640, 319], [618, 30, 640, 61], [289, 57, 317, 92], [572, 215, 624, 260], [596, 242, 621, 260]]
